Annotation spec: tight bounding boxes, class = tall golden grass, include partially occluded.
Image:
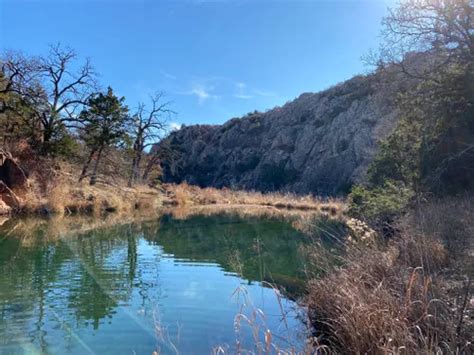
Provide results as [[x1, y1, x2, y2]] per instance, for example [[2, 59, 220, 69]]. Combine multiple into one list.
[[164, 182, 344, 216], [15, 161, 163, 216], [214, 251, 308, 355], [305, 195, 473, 354]]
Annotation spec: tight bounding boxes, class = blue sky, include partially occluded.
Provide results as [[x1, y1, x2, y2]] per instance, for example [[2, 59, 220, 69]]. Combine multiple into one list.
[[0, 0, 396, 128]]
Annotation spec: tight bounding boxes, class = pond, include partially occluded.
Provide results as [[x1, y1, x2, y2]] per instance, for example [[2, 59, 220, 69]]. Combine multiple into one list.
[[0, 211, 325, 354]]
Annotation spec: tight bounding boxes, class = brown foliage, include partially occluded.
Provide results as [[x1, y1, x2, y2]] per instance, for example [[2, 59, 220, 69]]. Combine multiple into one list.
[[163, 182, 345, 216], [306, 196, 473, 354]]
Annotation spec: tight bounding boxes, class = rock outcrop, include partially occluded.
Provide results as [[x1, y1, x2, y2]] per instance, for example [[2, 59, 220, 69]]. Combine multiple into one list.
[[0, 154, 28, 213], [158, 73, 403, 195], [0, 157, 28, 191], [0, 199, 11, 215]]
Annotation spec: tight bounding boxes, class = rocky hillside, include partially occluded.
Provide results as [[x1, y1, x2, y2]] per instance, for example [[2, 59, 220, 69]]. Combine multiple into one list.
[[158, 73, 403, 195]]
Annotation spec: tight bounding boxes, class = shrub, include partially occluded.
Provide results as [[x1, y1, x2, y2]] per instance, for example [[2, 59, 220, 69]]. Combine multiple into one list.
[[348, 181, 414, 232], [368, 117, 421, 188]]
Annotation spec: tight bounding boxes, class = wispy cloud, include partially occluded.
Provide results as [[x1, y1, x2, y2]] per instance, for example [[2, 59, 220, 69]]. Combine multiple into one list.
[[169, 121, 182, 131], [233, 82, 277, 99], [253, 89, 277, 97], [160, 70, 177, 80], [191, 84, 211, 104], [179, 82, 219, 104], [234, 82, 253, 99], [133, 81, 160, 102], [176, 76, 277, 104], [235, 94, 253, 99]]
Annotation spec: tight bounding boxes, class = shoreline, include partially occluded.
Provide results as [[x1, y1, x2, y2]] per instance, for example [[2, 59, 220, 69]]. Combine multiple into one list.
[[1, 178, 346, 220]]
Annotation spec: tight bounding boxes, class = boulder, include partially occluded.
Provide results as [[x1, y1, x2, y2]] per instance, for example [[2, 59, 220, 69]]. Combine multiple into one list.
[[0, 199, 11, 216], [0, 156, 27, 211], [0, 181, 21, 209], [0, 157, 28, 192]]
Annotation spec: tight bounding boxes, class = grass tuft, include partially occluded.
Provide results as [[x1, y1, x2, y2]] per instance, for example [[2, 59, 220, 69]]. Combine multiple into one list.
[[305, 195, 473, 354]]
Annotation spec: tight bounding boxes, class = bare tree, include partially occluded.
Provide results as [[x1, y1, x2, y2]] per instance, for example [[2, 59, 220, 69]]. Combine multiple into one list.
[[374, 0, 473, 82], [0, 53, 45, 144], [368, 0, 474, 192], [1, 52, 41, 115], [128, 93, 171, 187], [36, 44, 97, 144], [1, 52, 37, 97], [1, 44, 97, 151]]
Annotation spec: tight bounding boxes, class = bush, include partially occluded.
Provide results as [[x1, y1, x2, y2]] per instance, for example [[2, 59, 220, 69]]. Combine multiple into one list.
[[46, 133, 81, 158], [348, 181, 414, 232], [368, 117, 421, 188]]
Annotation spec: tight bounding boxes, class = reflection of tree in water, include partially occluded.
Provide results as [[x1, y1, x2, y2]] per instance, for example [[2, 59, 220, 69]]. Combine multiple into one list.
[[0, 223, 144, 349], [66, 226, 138, 329], [148, 213, 310, 295], [0, 235, 73, 351], [0, 213, 329, 351]]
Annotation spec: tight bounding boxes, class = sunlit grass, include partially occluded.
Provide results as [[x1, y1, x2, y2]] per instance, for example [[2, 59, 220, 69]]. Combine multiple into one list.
[[164, 182, 345, 217]]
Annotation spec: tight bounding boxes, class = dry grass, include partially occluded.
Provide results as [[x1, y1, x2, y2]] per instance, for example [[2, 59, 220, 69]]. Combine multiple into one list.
[[161, 204, 339, 225], [0, 144, 163, 217], [2, 144, 344, 220], [163, 182, 345, 216], [304, 195, 474, 354], [213, 252, 308, 355], [17, 175, 343, 221], [0, 211, 162, 247], [403, 195, 474, 272], [15, 160, 163, 217], [213, 284, 305, 355], [307, 245, 453, 353]]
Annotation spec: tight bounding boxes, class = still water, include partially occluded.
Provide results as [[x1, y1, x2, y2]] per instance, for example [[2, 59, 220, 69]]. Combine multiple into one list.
[[0, 212, 312, 354]]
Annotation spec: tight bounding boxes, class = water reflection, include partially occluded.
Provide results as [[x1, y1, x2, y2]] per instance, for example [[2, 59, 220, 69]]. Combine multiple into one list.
[[0, 212, 312, 354], [156, 213, 308, 293]]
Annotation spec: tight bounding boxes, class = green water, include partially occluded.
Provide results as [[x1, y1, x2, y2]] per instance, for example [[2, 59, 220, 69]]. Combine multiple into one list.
[[0, 212, 313, 354]]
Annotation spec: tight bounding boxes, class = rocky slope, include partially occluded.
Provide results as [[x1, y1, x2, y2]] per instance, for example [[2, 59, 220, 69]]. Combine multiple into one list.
[[158, 73, 403, 195]]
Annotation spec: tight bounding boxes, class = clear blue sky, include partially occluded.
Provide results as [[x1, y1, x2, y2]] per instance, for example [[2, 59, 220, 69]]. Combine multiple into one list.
[[0, 0, 395, 128]]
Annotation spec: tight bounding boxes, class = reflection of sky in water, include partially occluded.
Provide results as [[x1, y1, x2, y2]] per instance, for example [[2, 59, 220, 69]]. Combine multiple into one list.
[[0, 215, 308, 354]]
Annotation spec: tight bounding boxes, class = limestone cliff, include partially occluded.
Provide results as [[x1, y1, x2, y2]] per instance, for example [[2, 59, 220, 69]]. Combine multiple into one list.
[[158, 73, 402, 195]]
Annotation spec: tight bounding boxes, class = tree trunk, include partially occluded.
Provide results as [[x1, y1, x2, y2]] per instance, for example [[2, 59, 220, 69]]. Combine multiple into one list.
[[134, 152, 142, 184], [142, 155, 159, 181], [89, 146, 104, 186], [40, 126, 53, 155], [79, 149, 95, 182], [128, 144, 143, 187], [128, 154, 137, 188], [42, 121, 53, 143]]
